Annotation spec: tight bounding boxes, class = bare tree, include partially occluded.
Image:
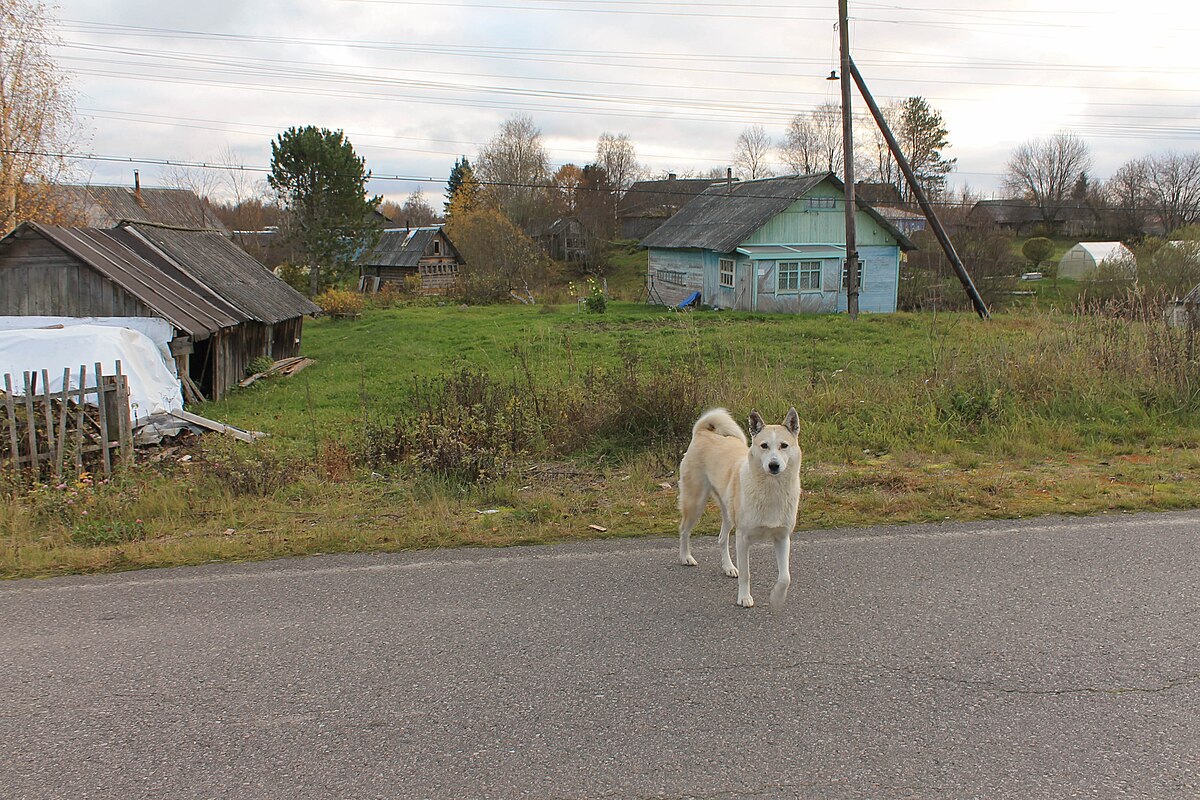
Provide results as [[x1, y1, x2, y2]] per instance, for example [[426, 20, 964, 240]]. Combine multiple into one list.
[[595, 132, 640, 194], [779, 103, 843, 175], [1, 0, 83, 231], [1141, 151, 1200, 234], [1104, 158, 1148, 238], [1004, 133, 1093, 232], [476, 114, 549, 231], [733, 125, 774, 180]]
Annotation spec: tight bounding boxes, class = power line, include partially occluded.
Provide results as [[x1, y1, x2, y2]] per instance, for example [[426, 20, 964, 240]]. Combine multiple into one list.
[[9, 148, 1199, 215]]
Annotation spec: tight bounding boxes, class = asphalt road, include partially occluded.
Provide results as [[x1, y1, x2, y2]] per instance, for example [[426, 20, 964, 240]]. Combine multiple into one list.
[[2, 511, 1199, 800]]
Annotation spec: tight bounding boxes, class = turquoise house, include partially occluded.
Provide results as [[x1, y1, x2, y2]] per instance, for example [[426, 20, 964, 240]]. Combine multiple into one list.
[[642, 173, 917, 314]]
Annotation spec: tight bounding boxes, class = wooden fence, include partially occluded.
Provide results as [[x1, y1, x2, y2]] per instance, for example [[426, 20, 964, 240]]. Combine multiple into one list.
[[1, 362, 133, 478]]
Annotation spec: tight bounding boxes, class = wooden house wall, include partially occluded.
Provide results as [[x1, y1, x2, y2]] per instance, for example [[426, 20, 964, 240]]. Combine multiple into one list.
[[271, 317, 304, 360], [0, 235, 156, 318], [741, 192, 899, 248], [418, 258, 458, 294], [647, 248, 704, 306]]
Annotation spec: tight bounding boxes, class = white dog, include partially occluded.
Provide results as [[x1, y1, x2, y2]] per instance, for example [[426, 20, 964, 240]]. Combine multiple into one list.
[[677, 408, 802, 608]]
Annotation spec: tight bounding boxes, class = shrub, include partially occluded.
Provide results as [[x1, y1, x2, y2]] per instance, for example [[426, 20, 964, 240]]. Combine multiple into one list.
[[245, 355, 275, 377], [315, 288, 365, 318]]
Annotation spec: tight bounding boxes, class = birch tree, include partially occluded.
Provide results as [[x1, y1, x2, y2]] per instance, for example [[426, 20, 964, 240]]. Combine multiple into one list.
[[733, 125, 774, 180], [0, 0, 82, 231]]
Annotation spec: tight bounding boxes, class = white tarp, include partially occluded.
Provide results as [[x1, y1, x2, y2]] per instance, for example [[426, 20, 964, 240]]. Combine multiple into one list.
[[0, 324, 183, 427], [0, 316, 176, 371]]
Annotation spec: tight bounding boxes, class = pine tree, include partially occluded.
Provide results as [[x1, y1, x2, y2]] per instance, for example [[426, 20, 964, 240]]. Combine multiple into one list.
[[444, 157, 480, 221], [268, 126, 381, 295]]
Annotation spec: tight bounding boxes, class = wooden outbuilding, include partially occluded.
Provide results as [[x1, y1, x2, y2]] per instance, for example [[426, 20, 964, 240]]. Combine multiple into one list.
[[357, 226, 462, 294], [0, 221, 319, 401]]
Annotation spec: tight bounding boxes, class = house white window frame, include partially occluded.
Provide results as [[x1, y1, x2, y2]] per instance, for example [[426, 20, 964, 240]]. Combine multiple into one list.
[[778, 260, 822, 294], [719, 258, 735, 288], [841, 261, 866, 291], [807, 197, 836, 210]]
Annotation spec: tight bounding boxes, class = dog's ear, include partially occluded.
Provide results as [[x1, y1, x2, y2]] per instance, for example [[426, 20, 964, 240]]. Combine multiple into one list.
[[748, 410, 764, 437], [783, 407, 799, 435]]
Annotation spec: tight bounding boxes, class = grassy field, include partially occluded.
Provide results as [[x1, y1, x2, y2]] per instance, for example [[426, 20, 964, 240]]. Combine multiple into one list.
[[5, 301, 1200, 579]]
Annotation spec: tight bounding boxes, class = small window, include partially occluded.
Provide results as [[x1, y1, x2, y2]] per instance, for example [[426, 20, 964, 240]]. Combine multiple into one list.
[[779, 261, 821, 293], [719, 258, 735, 288], [807, 197, 836, 210], [841, 262, 866, 291], [433, 239, 442, 255]]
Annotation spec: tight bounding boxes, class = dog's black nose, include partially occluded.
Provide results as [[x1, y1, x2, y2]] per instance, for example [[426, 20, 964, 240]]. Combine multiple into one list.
[[769, 462, 781, 474]]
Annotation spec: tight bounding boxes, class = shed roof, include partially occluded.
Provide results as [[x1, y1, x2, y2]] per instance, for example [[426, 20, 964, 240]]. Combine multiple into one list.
[[52, 185, 230, 233], [127, 225, 320, 323], [641, 172, 916, 253], [11, 222, 240, 337], [617, 177, 720, 218], [969, 198, 1036, 226], [359, 227, 456, 268]]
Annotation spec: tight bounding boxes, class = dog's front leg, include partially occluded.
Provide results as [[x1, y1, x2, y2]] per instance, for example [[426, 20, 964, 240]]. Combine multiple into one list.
[[734, 529, 753, 607], [770, 532, 792, 607]]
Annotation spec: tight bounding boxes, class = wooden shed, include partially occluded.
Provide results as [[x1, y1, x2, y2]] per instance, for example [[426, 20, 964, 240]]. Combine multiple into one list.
[[0, 221, 319, 401], [357, 226, 462, 294]]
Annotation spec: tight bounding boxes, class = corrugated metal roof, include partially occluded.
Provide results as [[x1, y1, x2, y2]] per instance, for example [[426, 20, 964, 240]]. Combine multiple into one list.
[[641, 172, 916, 253], [128, 225, 320, 324], [24, 223, 239, 337], [359, 227, 454, 268]]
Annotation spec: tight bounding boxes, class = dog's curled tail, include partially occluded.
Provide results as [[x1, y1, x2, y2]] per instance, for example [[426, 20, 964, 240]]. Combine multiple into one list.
[[691, 408, 747, 445]]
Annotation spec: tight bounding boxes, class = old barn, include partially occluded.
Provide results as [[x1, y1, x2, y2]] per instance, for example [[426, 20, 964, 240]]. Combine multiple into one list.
[[358, 226, 462, 294], [0, 221, 319, 401]]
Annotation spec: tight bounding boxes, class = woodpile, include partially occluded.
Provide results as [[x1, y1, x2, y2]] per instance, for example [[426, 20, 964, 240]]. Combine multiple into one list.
[[239, 356, 315, 388]]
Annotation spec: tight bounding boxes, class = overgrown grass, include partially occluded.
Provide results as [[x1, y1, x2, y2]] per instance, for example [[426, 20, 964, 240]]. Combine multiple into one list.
[[5, 302, 1200, 579]]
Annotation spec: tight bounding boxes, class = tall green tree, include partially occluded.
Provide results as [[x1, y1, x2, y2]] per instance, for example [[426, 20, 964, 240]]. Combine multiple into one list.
[[895, 97, 955, 203], [444, 156, 478, 219], [268, 125, 381, 295]]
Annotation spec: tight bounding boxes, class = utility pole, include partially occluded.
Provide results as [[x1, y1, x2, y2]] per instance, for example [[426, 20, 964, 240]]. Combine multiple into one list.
[[847, 58, 990, 320], [837, 0, 860, 320]]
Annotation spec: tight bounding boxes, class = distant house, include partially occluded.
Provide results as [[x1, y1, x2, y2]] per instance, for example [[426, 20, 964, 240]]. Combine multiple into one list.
[[1058, 241, 1136, 281], [642, 172, 916, 314], [49, 177, 230, 234], [0, 221, 319, 401], [968, 199, 1038, 235], [536, 217, 590, 262], [357, 226, 462, 294], [617, 175, 721, 241], [876, 207, 927, 236], [854, 182, 903, 208]]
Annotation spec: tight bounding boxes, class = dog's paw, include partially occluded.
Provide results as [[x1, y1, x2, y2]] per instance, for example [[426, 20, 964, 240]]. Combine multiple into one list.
[[770, 586, 790, 607], [723, 564, 739, 578], [679, 554, 698, 566], [736, 594, 755, 608]]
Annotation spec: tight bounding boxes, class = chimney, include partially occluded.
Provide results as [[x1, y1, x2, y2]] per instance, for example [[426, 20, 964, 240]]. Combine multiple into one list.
[[668, 173, 676, 181], [133, 170, 144, 207], [726, 167, 733, 194]]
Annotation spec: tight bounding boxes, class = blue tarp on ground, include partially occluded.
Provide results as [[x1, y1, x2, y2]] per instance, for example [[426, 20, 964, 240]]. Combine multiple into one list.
[[677, 291, 701, 309]]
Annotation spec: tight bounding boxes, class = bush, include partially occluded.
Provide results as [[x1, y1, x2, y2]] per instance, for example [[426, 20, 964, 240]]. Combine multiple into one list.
[[315, 288, 365, 318], [1021, 237, 1055, 270]]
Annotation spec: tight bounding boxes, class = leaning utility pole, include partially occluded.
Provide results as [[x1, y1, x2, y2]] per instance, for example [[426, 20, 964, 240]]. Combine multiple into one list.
[[835, 0, 989, 320], [847, 59, 990, 319], [837, 0, 860, 320]]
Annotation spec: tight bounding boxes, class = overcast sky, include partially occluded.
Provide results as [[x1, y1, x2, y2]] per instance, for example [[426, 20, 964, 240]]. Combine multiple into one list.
[[48, 0, 1200, 205]]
